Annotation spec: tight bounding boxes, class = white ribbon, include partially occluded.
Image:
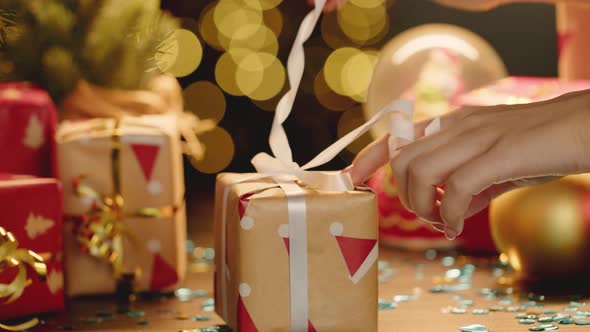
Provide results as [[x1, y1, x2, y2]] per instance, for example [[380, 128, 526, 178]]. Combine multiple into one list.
[[219, 0, 441, 330]]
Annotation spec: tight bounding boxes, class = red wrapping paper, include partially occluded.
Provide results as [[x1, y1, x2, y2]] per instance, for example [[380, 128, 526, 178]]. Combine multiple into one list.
[[0, 174, 64, 319], [0, 83, 58, 177]]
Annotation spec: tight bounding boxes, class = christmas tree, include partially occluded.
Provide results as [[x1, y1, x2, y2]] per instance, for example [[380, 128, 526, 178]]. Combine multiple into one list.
[[0, 0, 178, 102]]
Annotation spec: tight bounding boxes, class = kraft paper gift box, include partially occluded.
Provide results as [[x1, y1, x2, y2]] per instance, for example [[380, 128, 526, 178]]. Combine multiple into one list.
[[214, 173, 379, 332], [0, 83, 58, 177], [57, 115, 186, 296], [0, 174, 64, 320]]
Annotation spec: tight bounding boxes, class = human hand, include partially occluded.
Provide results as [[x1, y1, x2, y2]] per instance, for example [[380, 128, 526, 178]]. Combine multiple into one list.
[[347, 91, 590, 239], [308, 0, 346, 11]]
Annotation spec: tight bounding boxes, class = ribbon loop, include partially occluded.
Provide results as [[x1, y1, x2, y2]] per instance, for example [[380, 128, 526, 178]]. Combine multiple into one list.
[[0, 227, 47, 304]]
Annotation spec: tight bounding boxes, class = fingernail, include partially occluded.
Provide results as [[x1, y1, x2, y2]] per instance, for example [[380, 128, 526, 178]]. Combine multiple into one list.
[[432, 223, 445, 233], [444, 228, 457, 241]]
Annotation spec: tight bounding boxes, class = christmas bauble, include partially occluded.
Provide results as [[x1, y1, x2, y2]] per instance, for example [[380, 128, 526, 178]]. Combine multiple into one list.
[[368, 164, 497, 253], [490, 175, 590, 281], [365, 23, 507, 138]]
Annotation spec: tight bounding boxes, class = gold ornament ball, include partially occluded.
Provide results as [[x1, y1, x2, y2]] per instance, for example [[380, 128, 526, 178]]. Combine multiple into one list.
[[490, 175, 590, 281]]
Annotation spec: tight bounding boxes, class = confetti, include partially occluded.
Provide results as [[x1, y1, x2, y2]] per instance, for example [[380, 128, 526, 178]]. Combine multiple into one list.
[[424, 249, 437, 260], [441, 256, 455, 267], [539, 323, 558, 330], [126, 310, 145, 318], [451, 307, 467, 314], [459, 324, 488, 332], [472, 309, 489, 315], [378, 298, 397, 311]]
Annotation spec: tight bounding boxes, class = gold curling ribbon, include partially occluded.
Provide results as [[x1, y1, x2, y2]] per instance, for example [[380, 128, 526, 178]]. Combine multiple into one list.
[[71, 120, 132, 277], [0, 227, 47, 331], [60, 74, 215, 162]]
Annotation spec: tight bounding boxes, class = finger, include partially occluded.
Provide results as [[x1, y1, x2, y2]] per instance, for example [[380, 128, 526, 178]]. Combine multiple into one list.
[[407, 127, 498, 223], [348, 134, 390, 184], [464, 182, 517, 218], [348, 106, 476, 185]]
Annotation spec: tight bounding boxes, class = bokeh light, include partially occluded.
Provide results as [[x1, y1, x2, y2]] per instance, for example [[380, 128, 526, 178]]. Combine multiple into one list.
[[337, 106, 373, 154], [228, 25, 278, 55], [191, 126, 235, 174], [341, 51, 378, 102], [214, 0, 263, 41], [199, 3, 225, 51], [314, 69, 356, 111], [215, 49, 248, 96], [157, 29, 203, 78], [183, 81, 226, 125], [324, 47, 362, 96], [263, 7, 284, 37], [337, 1, 388, 45], [236, 52, 285, 100]]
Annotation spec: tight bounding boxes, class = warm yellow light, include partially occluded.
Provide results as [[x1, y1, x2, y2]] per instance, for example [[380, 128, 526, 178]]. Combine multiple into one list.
[[191, 126, 235, 174], [337, 2, 387, 43], [183, 81, 227, 125], [215, 49, 249, 96], [321, 12, 355, 49], [314, 69, 355, 111], [228, 25, 278, 55], [341, 51, 378, 102], [199, 3, 225, 51], [156, 29, 203, 78], [214, 0, 263, 41], [263, 7, 284, 37], [323, 47, 361, 96], [243, 0, 282, 10], [337, 106, 373, 153], [236, 52, 285, 100], [349, 0, 385, 8]]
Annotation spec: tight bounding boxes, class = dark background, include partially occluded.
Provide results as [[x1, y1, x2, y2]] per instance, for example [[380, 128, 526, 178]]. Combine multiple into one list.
[[160, 0, 557, 193]]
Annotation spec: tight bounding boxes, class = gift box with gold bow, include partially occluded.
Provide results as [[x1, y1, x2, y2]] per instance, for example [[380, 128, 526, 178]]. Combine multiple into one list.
[[57, 114, 187, 296], [0, 83, 58, 177], [0, 174, 64, 321]]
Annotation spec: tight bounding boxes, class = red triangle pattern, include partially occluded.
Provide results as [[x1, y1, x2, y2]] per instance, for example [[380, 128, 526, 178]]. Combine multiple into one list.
[[238, 296, 258, 332], [238, 193, 253, 219], [149, 254, 179, 291], [558, 32, 572, 59], [335, 236, 377, 278], [282, 237, 290, 255], [308, 320, 317, 332], [131, 144, 160, 181]]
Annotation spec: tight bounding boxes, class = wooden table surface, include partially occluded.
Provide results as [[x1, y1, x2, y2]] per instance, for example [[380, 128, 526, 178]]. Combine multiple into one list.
[[11, 193, 590, 332]]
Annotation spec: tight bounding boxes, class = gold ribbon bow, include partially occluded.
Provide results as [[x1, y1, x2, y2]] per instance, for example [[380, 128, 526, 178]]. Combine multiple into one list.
[[59, 74, 215, 162], [72, 176, 128, 276], [0, 227, 47, 331], [0, 227, 47, 304]]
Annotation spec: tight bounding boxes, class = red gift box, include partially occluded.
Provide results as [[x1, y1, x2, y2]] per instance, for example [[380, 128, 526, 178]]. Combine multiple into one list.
[[0, 174, 64, 320], [0, 83, 58, 177]]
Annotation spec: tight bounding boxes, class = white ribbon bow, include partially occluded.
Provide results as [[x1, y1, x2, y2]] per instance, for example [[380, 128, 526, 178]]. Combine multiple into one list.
[[219, 0, 441, 330]]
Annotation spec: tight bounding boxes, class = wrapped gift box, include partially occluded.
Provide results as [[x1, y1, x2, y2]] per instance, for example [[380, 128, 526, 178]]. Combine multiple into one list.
[[214, 173, 378, 332], [57, 115, 186, 296], [0, 174, 64, 319], [0, 83, 58, 177]]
